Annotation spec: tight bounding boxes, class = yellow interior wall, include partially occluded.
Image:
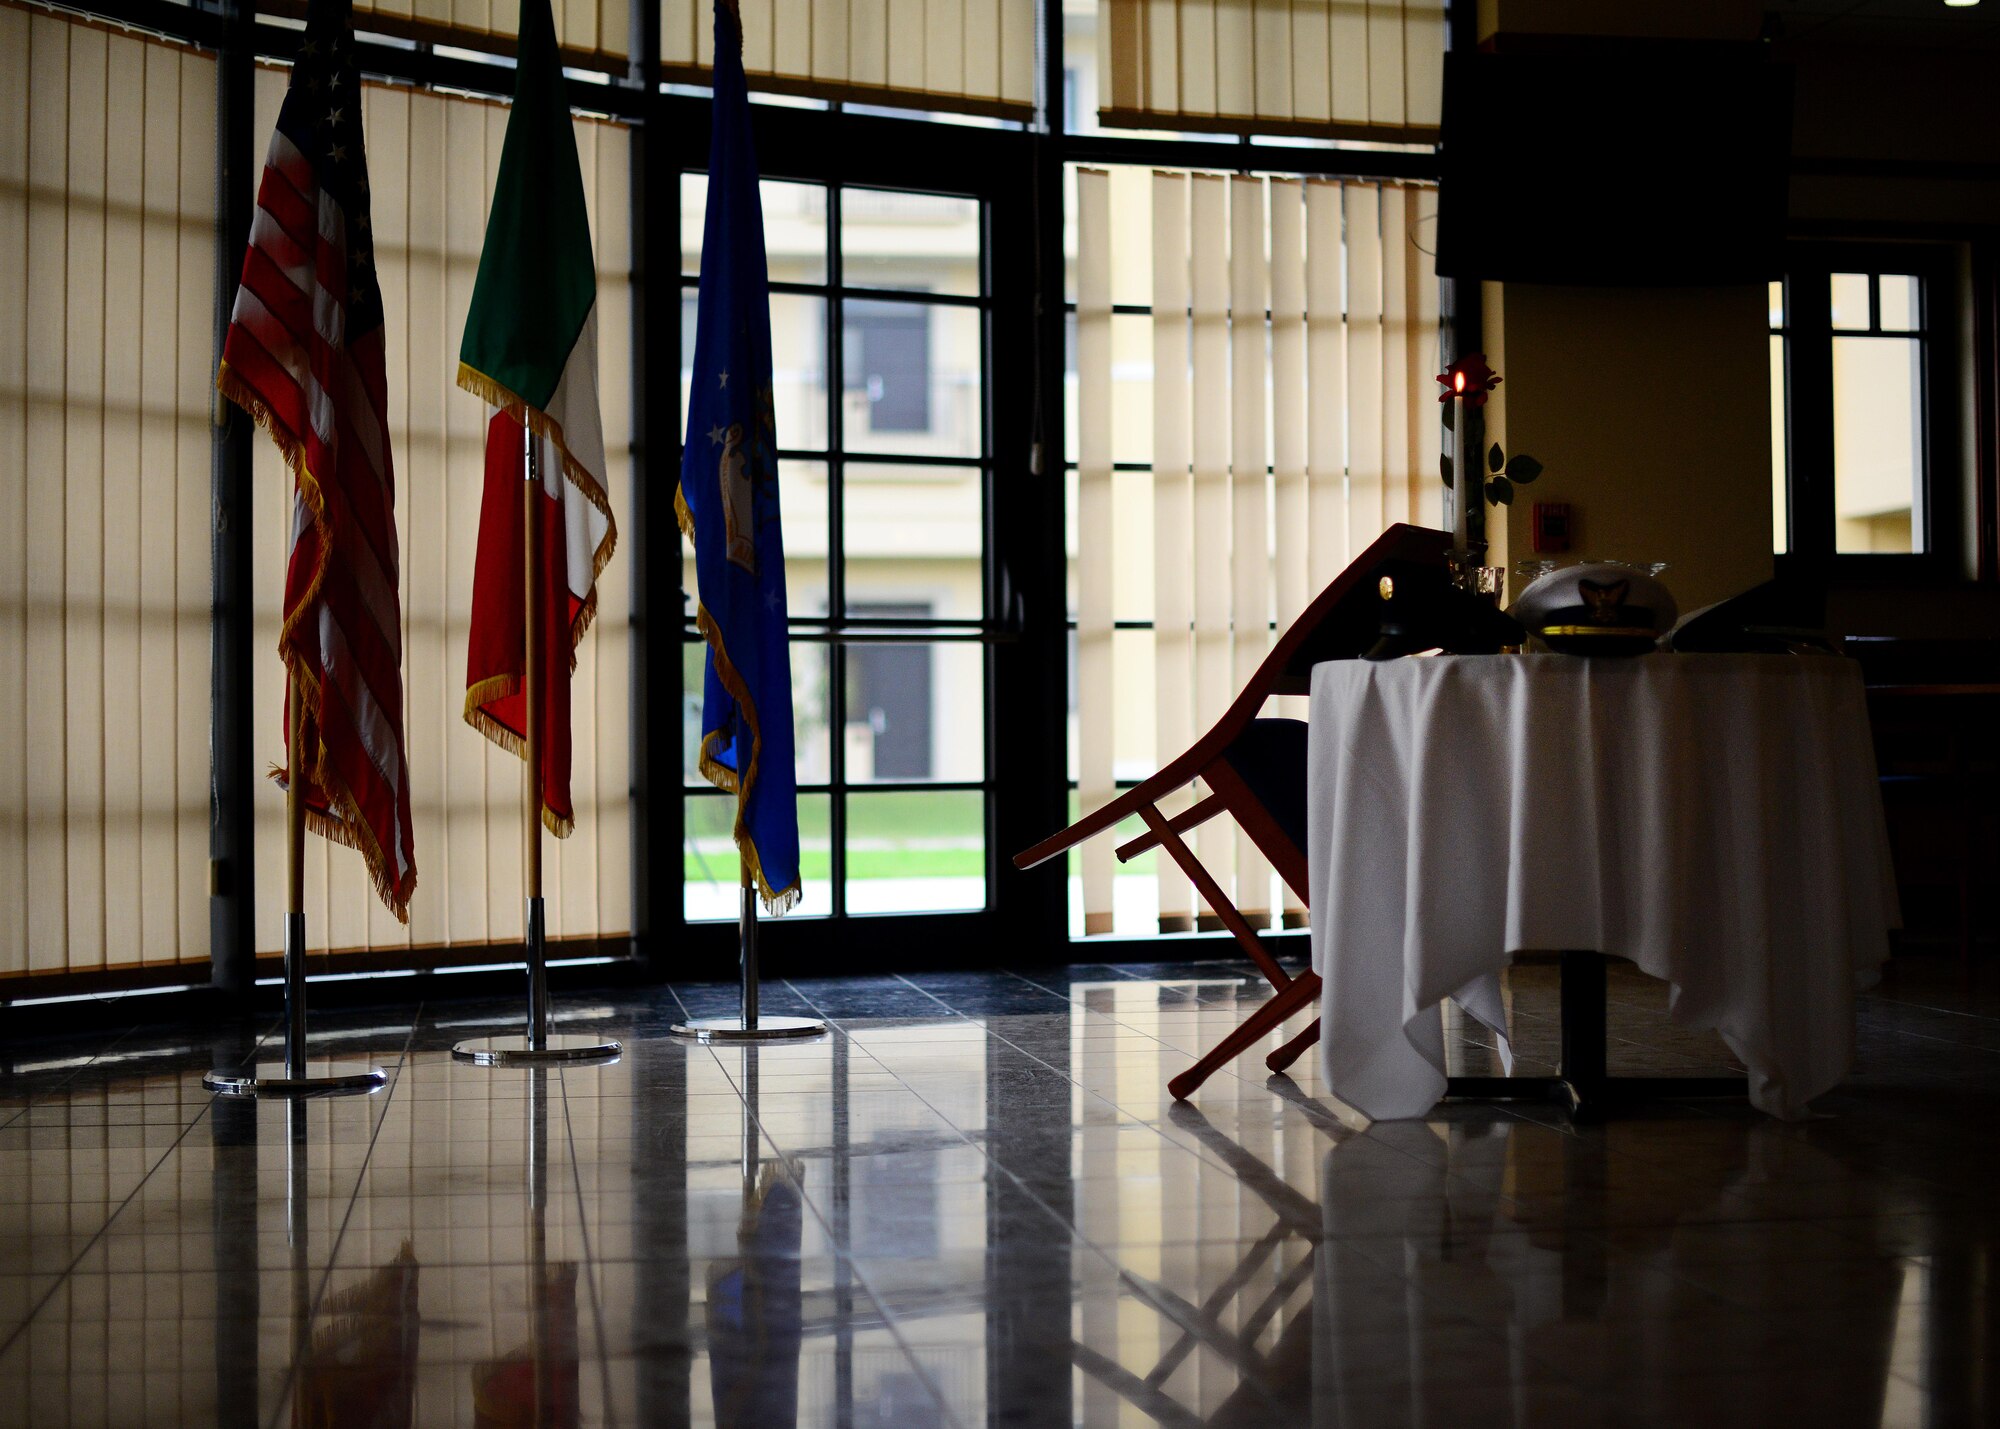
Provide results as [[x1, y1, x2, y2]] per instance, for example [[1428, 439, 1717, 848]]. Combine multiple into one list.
[[1484, 284, 1775, 613], [1471, 0, 1779, 615], [1478, 0, 1763, 44]]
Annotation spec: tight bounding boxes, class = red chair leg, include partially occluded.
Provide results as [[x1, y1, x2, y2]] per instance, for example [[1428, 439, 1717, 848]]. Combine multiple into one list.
[[1169, 972, 1322, 1102], [1139, 804, 1290, 992], [1265, 1018, 1319, 1075]]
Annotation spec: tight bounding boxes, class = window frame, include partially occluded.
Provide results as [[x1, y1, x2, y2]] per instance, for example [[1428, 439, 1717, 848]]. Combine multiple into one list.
[[1774, 240, 1965, 581], [660, 98, 1056, 975], [657, 60, 1443, 969]]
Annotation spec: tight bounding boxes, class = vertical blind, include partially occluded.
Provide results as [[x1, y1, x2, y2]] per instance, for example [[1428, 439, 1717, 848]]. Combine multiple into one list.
[[1097, 0, 1445, 142], [250, 70, 633, 958], [662, 0, 1036, 119], [1074, 166, 1439, 936], [0, 10, 217, 979], [264, 0, 630, 73]]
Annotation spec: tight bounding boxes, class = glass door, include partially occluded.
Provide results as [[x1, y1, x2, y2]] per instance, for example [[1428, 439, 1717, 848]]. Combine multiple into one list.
[[679, 174, 998, 929]]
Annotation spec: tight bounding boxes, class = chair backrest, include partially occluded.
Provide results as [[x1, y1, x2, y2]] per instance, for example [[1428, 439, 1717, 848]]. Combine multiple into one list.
[[1151, 524, 1453, 793], [1265, 525, 1456, 695], [1013, 524, 1453, 873]]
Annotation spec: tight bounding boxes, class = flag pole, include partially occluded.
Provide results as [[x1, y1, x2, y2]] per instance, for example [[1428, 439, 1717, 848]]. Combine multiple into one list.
[[664, 0, 818, 1047], [283, 682, 312, 1074], [669, 850, 824, 1042], [453, 424, 620, 1068], [204, 680, 387, 1096], [523, 426, 548, 1051], [740, 862, 758, 1031]]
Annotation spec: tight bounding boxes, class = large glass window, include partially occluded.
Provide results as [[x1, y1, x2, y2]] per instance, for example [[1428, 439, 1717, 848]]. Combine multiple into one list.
[[0, 13, 217, 979], [1770, 245, 1959, 569], [681, 178, 991, 923], [246, 75, 636, 963], [1, 0, 1450, 994], [1060, 164, 1442, 939]]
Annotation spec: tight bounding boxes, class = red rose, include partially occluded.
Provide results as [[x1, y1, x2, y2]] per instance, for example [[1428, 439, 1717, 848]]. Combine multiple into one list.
[[1435, 354, 1502, 408]]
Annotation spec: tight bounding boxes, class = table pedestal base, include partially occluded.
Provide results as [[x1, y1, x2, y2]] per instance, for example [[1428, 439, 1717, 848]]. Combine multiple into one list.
[[1444, 951, 1746, 1122], [1445, 1073, 1748, 1122]]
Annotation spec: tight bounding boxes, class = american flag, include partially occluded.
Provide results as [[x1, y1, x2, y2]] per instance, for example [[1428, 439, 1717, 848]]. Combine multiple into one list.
[[217, 0, 417, 921]]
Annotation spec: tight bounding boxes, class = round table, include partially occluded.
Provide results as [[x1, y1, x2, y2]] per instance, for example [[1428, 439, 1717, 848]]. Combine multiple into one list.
[[1307, 652, 1898, 1121]]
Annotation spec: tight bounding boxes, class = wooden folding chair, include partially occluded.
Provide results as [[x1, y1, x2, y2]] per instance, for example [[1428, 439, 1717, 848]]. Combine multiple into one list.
[[1013, 523, 1455, 1100]]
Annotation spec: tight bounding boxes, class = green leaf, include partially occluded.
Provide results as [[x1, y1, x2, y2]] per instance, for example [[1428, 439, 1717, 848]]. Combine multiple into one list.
[[1488, 442, 1505, 473], [1440, 453, 1454, 489], [1441, 403, 1454, 432], [1505, 453, 1545, 485], [1486, 476, 1515, 506]]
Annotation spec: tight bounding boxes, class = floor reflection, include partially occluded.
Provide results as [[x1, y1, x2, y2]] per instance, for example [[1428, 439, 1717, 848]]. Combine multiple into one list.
[[705, 1056, 803, 1429], [297, 1242, 420, 1426], [0, 958, 1995, 1426]]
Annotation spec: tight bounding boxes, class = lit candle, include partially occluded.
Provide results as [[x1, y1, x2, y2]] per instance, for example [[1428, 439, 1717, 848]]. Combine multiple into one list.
[[1452, 369, 1468, 551]]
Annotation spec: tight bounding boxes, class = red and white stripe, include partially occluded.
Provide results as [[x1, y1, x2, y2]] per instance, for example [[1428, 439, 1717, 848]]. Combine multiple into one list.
[[221, 121, 418, 917]]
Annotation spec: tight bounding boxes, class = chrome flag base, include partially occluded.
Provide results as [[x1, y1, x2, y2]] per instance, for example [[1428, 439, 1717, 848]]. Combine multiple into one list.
[[204, 1060, 386, 1097], [203, 914, 386, 1097], [668, 872, 823, 1042], [455, 896, 620, 1069], [670, 1015, 825, 1043], [451, 1033, 622, 1067]]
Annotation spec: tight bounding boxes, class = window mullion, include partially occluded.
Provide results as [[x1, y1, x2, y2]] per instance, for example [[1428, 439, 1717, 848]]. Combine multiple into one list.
[[827, 182, 848, 919], [1789, 268, 1839, 561], [1916, 275, 1938, 555]]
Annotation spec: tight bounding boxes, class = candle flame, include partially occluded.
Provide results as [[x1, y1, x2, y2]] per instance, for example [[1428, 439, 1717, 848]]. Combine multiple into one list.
[[1454, 372, 1466, 393]]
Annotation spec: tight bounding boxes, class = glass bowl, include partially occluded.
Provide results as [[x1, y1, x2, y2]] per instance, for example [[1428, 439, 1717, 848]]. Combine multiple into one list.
[[1514, 557, 1669, 585]]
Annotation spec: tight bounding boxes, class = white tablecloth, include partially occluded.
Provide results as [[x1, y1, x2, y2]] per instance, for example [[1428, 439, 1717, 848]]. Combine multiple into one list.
[[1307, 653, 1898, 1121]]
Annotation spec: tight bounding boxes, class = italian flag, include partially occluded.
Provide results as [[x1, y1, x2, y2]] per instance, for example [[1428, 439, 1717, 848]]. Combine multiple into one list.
[[456, 0, 615, 836]]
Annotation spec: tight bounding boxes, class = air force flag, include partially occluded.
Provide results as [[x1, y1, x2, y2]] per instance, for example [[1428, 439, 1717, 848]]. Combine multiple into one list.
[[676, 0, 800, 913]]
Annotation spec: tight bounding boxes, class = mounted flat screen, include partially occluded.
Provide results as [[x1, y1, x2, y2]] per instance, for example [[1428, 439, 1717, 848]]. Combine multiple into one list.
[[1434, 48, 1793, 286]]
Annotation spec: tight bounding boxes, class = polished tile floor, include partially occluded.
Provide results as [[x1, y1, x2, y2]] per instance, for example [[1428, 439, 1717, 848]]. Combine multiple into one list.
[[1, 955, 1996, 1427]]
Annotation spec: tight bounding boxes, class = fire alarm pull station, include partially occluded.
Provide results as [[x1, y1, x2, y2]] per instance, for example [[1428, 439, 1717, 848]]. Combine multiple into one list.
[[1532, 502, 1571, 554]]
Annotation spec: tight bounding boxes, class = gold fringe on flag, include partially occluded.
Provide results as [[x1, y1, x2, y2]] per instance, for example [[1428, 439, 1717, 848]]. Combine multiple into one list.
[[674, 482, 801, 916], [218, 360, 416, 923]]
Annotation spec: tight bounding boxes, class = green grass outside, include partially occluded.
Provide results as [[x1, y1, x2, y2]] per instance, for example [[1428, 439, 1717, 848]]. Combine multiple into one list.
[[684, 789, 987, 883], [682, 788, 1165, 883]]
